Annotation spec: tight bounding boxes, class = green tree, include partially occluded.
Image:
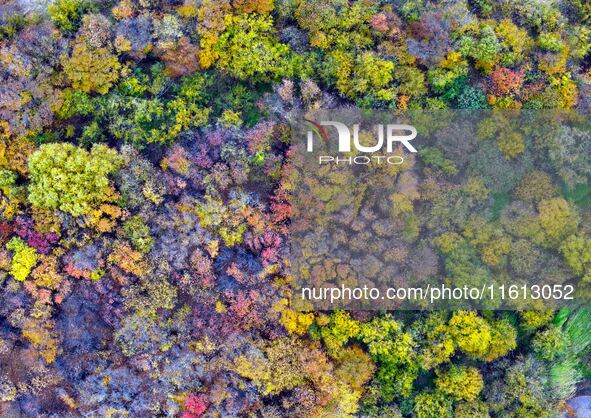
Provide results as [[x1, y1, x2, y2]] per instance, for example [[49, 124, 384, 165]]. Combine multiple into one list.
[[123, 216, 154, 254], [497, 131, 525, 159], [448, 311, 491, 358], [513, 171, 558, 203], [560, 235, 591, 278], [427, 52, 469, 94], [319, 310, 360, 354], [413, 391, 452, 418], [28, 143, 122, 216], [359, 315, 412, 361], [214, 14, 290, 81], [460, 25, 501, 73], [62, 41, 121, 95], [454, 400, 490, 418], [463, 216, 512, 267], [56, 89, 94, 120], [328, 50, 396, 103], [532, 326, 565, 361], [6, 237, 37, 282], [482, 319, 517, 361], [497, 355, 557, 417], [420, 320, 455, 369], [360, 315, 418, 399], [520, 310, 554, 332], [538, 198, 578, 247], [92, 68, 211, 146], [435, 365, 484, 401], [456, 85, 489, 109], [294, 0, 376, 50], [419, 147, 458, 175], [400, 0, 424, 22], [48, 0, 90, 31]]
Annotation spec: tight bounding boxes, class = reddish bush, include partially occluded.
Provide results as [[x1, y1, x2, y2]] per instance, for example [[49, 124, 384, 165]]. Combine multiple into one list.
[[490, 67, 525, 95], [14, 217, 59, 254], [182, 393, 208, 418], [0, 223, 13, 244]]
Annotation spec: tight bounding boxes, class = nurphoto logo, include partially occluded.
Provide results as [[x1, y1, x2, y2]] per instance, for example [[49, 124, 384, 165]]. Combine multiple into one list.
[[304, 119, 418, 165]]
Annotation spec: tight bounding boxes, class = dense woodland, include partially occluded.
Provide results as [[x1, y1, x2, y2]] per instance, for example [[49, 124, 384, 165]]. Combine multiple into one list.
[[0, 0, 591, 416]]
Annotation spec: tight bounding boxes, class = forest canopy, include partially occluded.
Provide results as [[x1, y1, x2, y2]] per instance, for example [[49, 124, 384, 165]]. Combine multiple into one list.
[[0, 0, 590, 416]]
